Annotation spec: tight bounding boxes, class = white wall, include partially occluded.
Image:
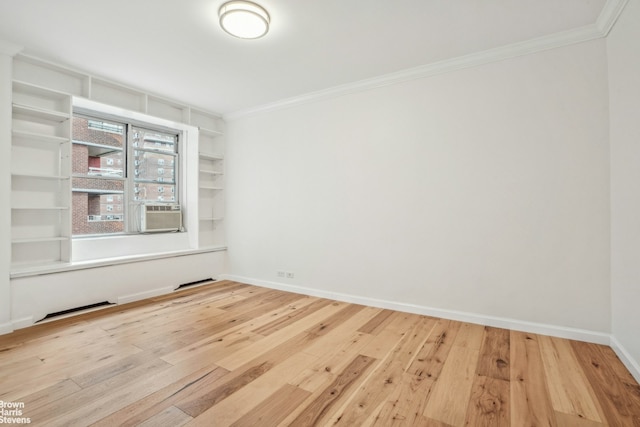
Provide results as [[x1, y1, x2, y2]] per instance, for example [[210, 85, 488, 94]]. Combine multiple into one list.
[[609, 0, 640, 376], [225, 39, 611, 334]]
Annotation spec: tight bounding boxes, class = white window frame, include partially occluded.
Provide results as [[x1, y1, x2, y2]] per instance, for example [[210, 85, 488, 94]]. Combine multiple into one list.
[[71, 97, 200, 262]]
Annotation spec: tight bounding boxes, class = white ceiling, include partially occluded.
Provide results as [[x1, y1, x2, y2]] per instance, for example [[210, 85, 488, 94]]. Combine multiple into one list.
[[0, 0, 609, 116]]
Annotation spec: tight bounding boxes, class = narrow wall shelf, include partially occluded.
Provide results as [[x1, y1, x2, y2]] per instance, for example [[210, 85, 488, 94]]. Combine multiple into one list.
[[199, 127, 223, 137], [12, 237, 70, 244], [12, 173, 71, 180], [12, 104, 70, 123], [12, 130, 69, 145], [199, 152, 224, 161], [199, 169, 224, 175], [12, 206, 70, 210]]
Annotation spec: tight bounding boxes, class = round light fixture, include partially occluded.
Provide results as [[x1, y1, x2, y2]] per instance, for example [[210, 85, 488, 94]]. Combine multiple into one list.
[[219, 1, 270, 39]]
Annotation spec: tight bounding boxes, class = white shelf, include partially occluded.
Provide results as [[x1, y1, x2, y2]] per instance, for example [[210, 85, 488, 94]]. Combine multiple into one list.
[[199, 152, 224, 161], [199, 127, 223, 137], [12, 173, 71, 180], [12, 206, 69, 210], [12, 130, 69, 145], [199, 217, 224, 221], [199, 185, 223, 191], [12, 103, 70, 123], [12, 236, 70, 244], [10, 261, 73, 276], [199, 169, 224, 175], [13, 79, 70, 98]]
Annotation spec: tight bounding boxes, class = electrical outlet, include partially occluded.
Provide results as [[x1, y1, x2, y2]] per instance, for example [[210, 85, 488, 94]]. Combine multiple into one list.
[[277, 271, 285, 278], [286, 272, 294, 279]]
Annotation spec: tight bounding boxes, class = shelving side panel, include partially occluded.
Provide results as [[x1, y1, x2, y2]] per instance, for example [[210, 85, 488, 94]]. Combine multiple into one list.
[[198, 165, 224, 189], [12, 130, 68, 144], [198, 187, 224, 214], [11, 240, 68, 269], [198, 219, 226, 248], [190, 108, 224, 133], [148, 96, 189, 123], [197, 109, 226, 247], [11, 137, 62, 176], [58, 128, 72, 251], [91, 79, 146, 113], [11, 210, 64, 240], [13, 56, 87, 97], [12, 114, 70, 138], [200, 132, 225, 158], [11, 177, 67, 209], [198, 178, 225, 248], [13, 81, 71, 114]]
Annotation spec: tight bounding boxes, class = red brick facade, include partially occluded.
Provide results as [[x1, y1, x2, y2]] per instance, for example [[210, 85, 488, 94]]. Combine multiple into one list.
[[72, 117, 125, 235]]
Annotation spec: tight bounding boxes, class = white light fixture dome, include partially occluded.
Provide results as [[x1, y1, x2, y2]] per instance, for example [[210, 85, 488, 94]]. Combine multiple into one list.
[[219, 1, 270, 39]]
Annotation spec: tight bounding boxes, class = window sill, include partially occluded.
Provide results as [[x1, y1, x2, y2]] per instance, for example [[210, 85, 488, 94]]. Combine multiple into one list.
[[10, 246, 227, 279]]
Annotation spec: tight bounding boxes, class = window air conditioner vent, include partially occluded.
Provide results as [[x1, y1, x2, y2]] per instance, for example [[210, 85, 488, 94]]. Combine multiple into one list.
[[141, 204, 181, 232]]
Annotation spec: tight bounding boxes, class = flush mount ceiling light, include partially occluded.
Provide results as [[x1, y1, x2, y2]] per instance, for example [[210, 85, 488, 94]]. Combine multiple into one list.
[[219, 1, 270, 39]]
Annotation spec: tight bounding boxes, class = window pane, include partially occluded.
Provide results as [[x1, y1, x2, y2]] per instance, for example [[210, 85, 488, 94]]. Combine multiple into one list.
[[133, 151, 175, 183], [132, 127, 176, 153], [72, 186, 125, 235], [134, 183, 177, 202], [131, 126, 179, 205]]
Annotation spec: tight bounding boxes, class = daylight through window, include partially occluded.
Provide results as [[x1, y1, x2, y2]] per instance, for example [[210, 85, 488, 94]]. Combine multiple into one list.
[[71, 114, 180, 236]]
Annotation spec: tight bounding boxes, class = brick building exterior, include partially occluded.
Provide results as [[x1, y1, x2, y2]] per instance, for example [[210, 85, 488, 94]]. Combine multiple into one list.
[[72, 117, 125, 235]]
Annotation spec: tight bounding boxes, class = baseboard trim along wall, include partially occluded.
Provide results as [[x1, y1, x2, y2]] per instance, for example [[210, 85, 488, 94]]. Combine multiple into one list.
[[610, 335, 640, 384], [220, 274, 640, 383], [0, 321, 13, 335], [10, 317, 33, 331]]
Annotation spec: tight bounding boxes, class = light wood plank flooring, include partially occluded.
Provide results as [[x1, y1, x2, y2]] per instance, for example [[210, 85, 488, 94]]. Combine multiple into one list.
[[0, 280, 638, 426]]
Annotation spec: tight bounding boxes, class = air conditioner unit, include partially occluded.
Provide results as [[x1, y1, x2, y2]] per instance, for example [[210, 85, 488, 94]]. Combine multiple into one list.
[[140, 204, 181, 232]]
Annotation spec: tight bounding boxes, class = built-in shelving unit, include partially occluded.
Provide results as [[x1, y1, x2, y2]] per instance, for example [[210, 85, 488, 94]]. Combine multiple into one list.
[[10, 77, 72, 271], [192, 109, 226, 249], [10, 54, 226, 274]]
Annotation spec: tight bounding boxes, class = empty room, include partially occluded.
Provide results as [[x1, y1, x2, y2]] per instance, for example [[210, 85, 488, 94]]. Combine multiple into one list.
[[0, 0, 639, 425]]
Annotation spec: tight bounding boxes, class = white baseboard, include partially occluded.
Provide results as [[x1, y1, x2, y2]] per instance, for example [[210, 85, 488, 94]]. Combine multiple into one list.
[[11, 317, 33, 330], [116, 285, 176, 305], [610, 335, 640, 384], [220, 274, 611, 346], [0, 321, 13, 335]]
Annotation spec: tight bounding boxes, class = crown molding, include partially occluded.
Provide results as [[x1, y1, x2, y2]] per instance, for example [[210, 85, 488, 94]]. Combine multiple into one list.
[[0, 39, 22, 57], [225, 25, 601, 121], [596, 0, 630, 36], [225, 0, 628, 122]]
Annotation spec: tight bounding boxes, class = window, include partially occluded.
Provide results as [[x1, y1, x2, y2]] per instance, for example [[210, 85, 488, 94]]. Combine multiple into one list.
[[72, 114, 180, 236], [131, 126, 178, 204]]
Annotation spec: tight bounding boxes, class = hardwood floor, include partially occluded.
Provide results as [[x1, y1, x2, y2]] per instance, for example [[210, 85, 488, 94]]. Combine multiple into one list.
[[0, 280, 638, 426]]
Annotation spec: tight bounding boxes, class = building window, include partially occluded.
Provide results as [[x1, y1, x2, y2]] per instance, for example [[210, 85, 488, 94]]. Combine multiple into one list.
[[72, 114, 180, 236], [88, 119, 124, 134]]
